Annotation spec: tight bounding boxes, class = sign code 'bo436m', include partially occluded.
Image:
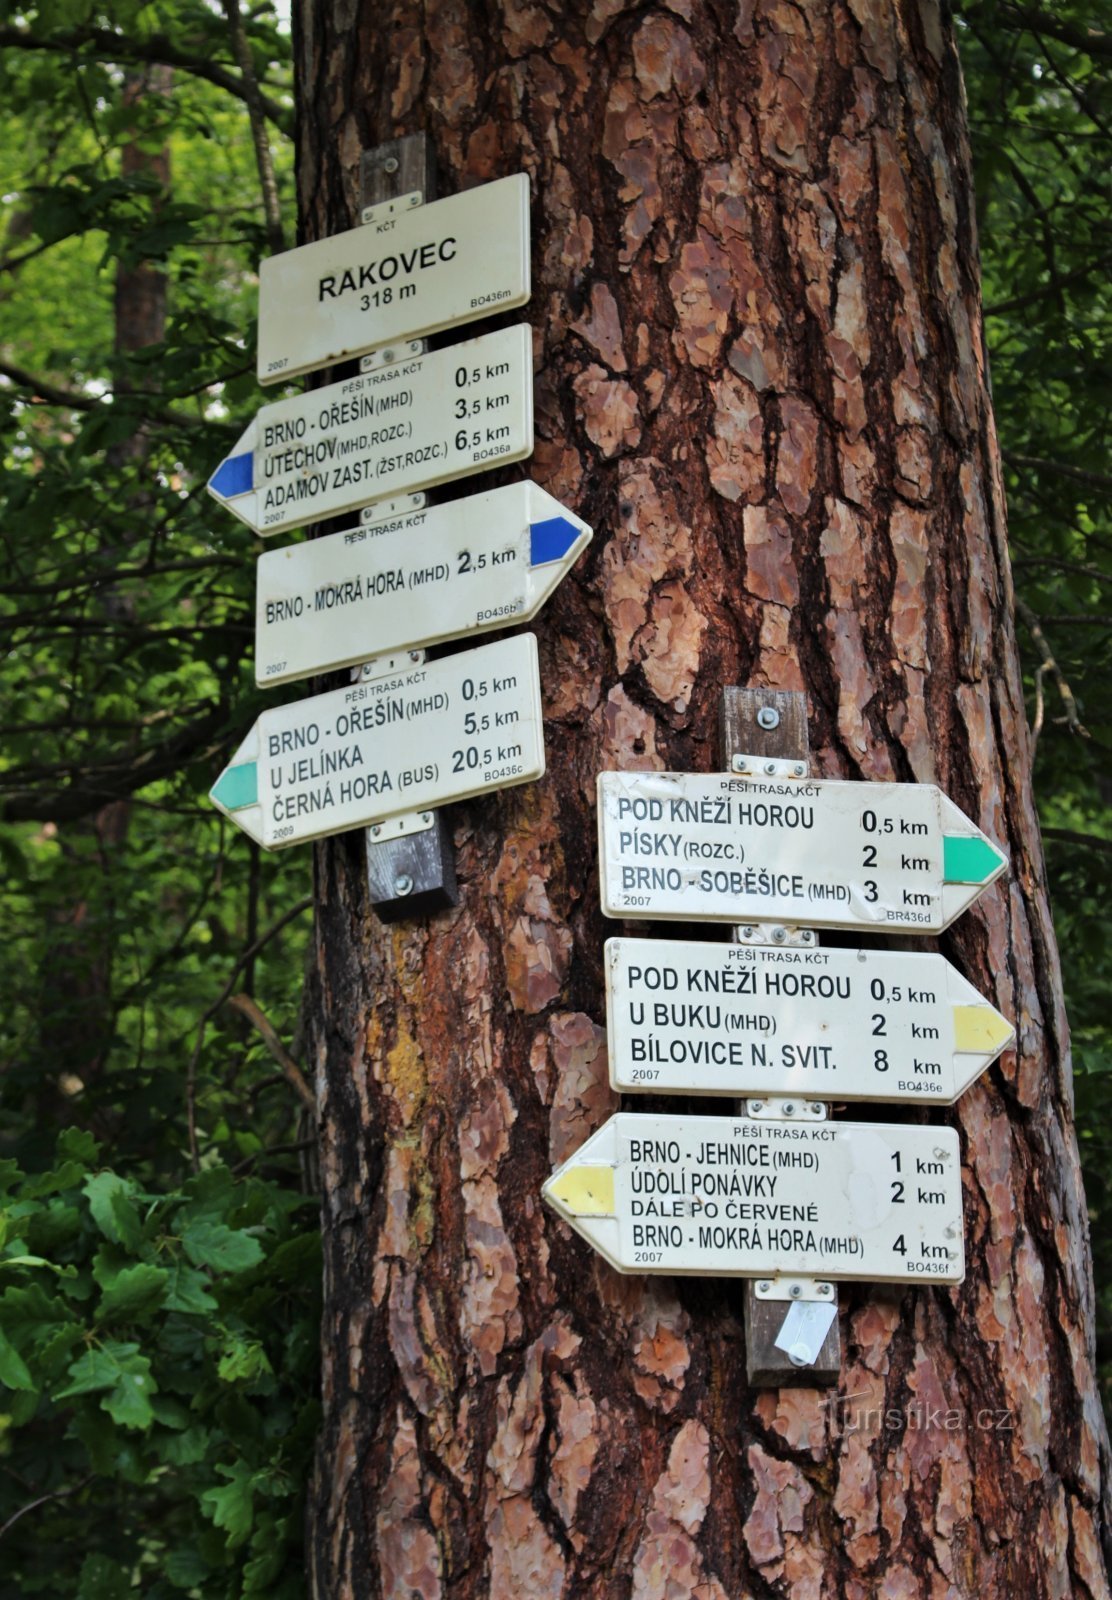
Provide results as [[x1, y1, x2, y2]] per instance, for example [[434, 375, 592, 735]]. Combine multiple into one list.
[[543, 1113, 964, 1284], [598, 771, 1007, 933], [209, 633, 543, 849], [606, 938, 1014, 1103], [209, 324, 532, 538], [257, 173, 531, 384]]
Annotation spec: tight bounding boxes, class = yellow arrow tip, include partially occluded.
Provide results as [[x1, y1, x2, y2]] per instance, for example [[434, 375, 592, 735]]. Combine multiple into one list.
[[544, 1165, 615, 1217], [953, 1005, 1015, 1055]]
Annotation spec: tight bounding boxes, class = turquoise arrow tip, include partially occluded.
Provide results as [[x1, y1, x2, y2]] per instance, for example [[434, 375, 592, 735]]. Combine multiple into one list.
[[943, 834, 1006, 884], [210, 450, 254, 500], [211, 761, 258, 811], [530, 515, 581, 566]]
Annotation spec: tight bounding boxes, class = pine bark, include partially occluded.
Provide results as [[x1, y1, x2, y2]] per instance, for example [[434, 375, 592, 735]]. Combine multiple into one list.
[[295, 2, 1112, 1595]]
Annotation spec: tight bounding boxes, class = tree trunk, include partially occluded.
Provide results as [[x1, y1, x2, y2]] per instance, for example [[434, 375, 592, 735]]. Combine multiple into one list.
[[296, 2, 1112, 1594]]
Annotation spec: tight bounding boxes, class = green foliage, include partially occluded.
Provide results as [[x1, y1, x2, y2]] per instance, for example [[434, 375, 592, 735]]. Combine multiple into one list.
[[0, 1134, 320, 1597], [957, 0, 1112, 1400]]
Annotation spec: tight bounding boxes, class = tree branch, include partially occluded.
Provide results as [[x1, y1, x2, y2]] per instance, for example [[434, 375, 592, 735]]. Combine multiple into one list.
[[0, 359, 206, 431], [1015, 597, 1089, 738], [998, 6, 1112, 61], [0, 25, 292, 132], [1003, 451, 1112, 493], [225, 993, 316, 1111]]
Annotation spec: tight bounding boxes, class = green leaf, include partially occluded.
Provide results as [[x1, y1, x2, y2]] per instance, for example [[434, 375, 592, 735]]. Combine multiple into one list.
[[96, 1261, 168, 1324], [0, 1324, 35, 1391], [58, 1128, 100, 1166], [164, 1546, 212, 1589], [77, 1553, 131, 1600], [56, 1340, 158, 1430], [83, 1172, 142, 1250], [181, 1220, 264, 1275], [217, 1333, 273, 1385], [162, 1258, 218, 1314], [201, 1459, 256, 1548]]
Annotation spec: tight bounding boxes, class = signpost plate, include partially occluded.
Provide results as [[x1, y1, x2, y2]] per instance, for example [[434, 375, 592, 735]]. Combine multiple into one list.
[[257, 173, 531, 384], [209, 324, 533, 537], [255, 481, 591, 687], [597, 771, 1007, 933], [606, 938, 1014, 1103], [210, 632, 544, 849], [543, 1111, 964, 1283]]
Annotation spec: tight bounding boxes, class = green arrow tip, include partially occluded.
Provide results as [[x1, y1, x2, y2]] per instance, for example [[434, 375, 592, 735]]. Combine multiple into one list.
[[211, 761, 258, 811], [943, 833, 1006, 885]]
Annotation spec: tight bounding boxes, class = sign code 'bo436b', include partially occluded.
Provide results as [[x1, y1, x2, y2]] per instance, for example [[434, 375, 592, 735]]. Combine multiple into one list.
[[543, 1112, 964, 1284], [209, 324, 532, 538], [257, 173, 531, 384], [209, 633, 543, 849], [598, 771, 1007, 933], [255, 481, 590, 688], [606, 938, 1014, 1103]]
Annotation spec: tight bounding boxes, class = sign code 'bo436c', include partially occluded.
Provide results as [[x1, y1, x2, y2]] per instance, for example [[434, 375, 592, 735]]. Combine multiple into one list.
[[257, 173, 531, 384], [543, 1113, 964, 1284], [209, 324, 532, 537], [254, 480, 590, 688], [209, 633, 543, 849], [605, 938, 1014, 1103], [597, 771, 1007, 934]]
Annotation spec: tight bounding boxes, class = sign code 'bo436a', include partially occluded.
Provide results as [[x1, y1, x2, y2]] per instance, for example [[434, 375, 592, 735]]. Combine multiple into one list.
[[209, 324, 532, 537], [209, 633, 543, 849], [257, 173, 531, 384], [543, 1112, 964, 1284], [598, 771, 1007, 934]]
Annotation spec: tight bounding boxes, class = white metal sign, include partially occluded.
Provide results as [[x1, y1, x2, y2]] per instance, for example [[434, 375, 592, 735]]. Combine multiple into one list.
[[257, 173, 531, 384], [209, 325, 533, 537], [543, 1112, 964, 1283], [597, 771, 1007, 933], [605, 938, 1014, 1103], [210, 633, 543, 849], [255, 481, 591, 688]]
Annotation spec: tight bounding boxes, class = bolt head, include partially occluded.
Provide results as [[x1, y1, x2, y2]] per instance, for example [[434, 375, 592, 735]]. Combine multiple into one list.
[[771, 927, 787, 943], [756, 705, 780, 730], [790, 1284, 802, 1299], [759, 1281, 771, 1293], [420, 811, 432, 824], [394, 874, 414, 896], [383, 155, 399, 173], [750, 1100, 763, 1113], [764, 761, 777, 775], [793, 763, 806, 777], [741, 925, 754, 937], [381, 348, 395, 363], [371, 824, 382, 838], [784, 1103, 796, 1115], [818, 1283, 832, 1296]]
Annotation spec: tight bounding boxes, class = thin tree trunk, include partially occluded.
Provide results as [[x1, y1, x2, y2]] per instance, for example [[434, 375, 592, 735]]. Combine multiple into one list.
[[297, 2, 1112, 1594]]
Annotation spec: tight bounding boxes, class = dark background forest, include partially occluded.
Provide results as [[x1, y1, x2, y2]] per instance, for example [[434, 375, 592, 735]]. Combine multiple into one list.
[[0, 1, 1108, 1593]]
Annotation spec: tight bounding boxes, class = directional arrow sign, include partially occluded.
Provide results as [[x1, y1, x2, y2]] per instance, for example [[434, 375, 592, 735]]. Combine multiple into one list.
[[598, 771, 1007, 933], [209, 324, 533, 538], [606, 938, 1014, 1103], [210, 632, 543, 849], [255, 481, 591, 688], [543, 1112, 964, 1283], [257, 173, 531, 384]]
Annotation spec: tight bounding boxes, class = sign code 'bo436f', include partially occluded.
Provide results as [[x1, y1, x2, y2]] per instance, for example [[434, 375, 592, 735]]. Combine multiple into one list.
[[598, 771, 1007, 934], [209, 633, 543, 849], [606, 938, 1014, 1103], [543, 1113, 964, 1284], [257, 173, 531, 384], [209, 324, 532, 538]]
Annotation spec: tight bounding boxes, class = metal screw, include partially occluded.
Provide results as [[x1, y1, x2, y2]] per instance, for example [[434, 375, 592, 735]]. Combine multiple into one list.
[[394, 874, 413, 896], [793, 763, 806, 777], [420, 812, 432, 824], [809, 1102, 823, 1114], [732, 756, 748, 773], [764, 761, 777, 775], [818, 1283, 832, 1296], [383, 155, 399, 174], [771, 927, 787, 944], [409, 650, 421, 662], [381, 348, 395, 363], [800, 930, 814, 943], [741, 925, 754, 938], [371, 824, 382, 838], [756, 706, 780, 730], [790, 1284, 802, 1299], [759, 1281, 771, 1293], [784, 1103, 796, 1115], [750, 1101, 764, 1113]]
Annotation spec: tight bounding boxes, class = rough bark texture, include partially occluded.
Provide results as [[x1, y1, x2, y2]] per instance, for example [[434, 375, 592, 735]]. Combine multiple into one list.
[[296, 2, 1112, 1595]]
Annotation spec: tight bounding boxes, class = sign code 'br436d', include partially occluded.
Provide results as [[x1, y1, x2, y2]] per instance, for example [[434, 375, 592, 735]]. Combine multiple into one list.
[[598, 771, 1007, 933], [543, 1113, 964, 1284], [209, 324, 532, 537], [210, 633, 543, 849], [606, 938, 1014, 1103], [257, 173, 531, 384]]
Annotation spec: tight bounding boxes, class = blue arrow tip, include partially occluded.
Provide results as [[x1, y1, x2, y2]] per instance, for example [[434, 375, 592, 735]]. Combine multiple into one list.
[[530, 515, 582, 567], [210, 450, 254, 501]]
